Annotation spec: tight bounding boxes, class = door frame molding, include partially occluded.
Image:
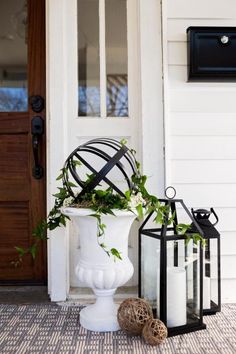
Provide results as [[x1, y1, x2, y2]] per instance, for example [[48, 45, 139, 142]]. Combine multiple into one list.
[[46, 0, 165, 301], [46, 0, 74, 301]]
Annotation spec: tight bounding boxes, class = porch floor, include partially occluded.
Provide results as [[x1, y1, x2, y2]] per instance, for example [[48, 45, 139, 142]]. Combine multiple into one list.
[[0, 302, 236, 353], [0, 286, 49, 305]]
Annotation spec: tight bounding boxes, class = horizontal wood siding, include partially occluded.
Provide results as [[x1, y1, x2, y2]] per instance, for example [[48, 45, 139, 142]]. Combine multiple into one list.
[[166, 1, 236, 302]]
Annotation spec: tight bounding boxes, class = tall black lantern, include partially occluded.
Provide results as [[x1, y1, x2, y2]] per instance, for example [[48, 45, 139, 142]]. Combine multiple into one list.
[[139, 197, 206, 337], [191, 208, 221, 315]]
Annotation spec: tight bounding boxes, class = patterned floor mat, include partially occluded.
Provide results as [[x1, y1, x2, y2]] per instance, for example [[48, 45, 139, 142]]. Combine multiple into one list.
[[0, 304, 236, 353]]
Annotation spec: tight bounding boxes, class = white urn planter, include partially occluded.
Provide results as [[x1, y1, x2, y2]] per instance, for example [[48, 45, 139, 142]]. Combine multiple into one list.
[[62, 207, 136, 332]]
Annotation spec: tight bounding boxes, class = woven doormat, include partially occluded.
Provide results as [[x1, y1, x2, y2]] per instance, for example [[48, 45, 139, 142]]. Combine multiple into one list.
[[0, 304, 236, 353]]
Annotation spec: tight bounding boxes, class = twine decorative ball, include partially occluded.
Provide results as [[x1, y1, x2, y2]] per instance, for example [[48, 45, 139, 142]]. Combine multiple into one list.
[[117, 298, 153, 335], [142, 318, 168, 346]]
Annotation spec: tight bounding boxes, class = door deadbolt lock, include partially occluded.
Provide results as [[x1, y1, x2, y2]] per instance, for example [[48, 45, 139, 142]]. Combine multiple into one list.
[[29, 95, 45, 113]]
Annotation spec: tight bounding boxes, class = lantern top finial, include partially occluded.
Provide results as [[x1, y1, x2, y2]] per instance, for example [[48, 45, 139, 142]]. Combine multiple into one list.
[[165, 186, 176, 200]]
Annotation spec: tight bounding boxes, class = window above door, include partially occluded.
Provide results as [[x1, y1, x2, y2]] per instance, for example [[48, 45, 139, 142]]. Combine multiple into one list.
[[0, 0, 28, 112], [78, 0, 128, 118]]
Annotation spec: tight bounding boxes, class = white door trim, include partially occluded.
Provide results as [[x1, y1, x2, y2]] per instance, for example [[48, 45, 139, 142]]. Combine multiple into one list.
[[46, 0, 77, 301], [138, 0, 165, 197]]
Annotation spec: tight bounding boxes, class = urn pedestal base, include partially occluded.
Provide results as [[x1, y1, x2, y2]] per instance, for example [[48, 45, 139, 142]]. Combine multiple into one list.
[[80, 289, 120, 332], [62, 208, 136, 332]]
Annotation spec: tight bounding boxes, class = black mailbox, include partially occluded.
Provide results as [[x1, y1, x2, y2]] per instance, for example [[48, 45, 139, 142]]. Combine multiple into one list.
[[187, 27, 236, 81]]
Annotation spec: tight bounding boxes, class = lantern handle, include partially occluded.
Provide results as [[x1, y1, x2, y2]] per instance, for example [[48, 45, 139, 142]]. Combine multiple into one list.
[[191, 207, 219, 226], [210, 208, 219, 226]]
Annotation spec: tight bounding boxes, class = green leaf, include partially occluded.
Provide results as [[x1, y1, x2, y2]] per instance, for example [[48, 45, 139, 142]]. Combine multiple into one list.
[[135, 160, 140, 170], [67, 181, 77, 188], [14, 247, 27, 257], [176, 223, 191, 235], [154, 211, 163, 224], [167, 211, 176, 225], [33, 220, 47, 240], [72, 160, 82, 167], [136, 204, 143, 220], [185, 235, 191, 246], [184, 232, 206, 247], [29, 244, 37, 260], [56, 173, 64, 180], [92, 193, 96, 204], [60, 214, 67, 227], [120, 138, 127, 145], [100, 243, 107, 249], [110, 248, 122, 260], [192, 232, 206, 246], [89, 213, 101, 221]]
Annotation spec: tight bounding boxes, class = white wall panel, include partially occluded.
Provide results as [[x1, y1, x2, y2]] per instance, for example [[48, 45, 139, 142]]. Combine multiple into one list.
[[221, 255, 236, 279], [221, 232, 236, 255], [171, 137, 236, 160], [170, 113, 236, 136], [172, 184, 236, 208], [170, 90, 236, 113], [169, 65, 188, 84], [216, 210, 236, 232], [167, 0, 236, 19], [168, 42, 186, 65], [222, 279, 236, 303], [169, 66, 236, 88], [171, 161, 236, 184]]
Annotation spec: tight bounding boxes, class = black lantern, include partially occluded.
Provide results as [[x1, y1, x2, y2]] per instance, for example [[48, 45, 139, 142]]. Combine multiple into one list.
[[139, 197, 206, 337], [191, 208, 221, 315]]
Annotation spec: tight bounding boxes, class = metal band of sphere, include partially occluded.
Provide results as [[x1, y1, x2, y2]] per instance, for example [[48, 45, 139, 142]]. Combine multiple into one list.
[[62, 138, 139, 199]]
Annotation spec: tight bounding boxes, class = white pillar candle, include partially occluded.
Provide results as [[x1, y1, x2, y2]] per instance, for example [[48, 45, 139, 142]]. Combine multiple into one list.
[[167, 267, 187, 327], [203, 276, 211, 309]]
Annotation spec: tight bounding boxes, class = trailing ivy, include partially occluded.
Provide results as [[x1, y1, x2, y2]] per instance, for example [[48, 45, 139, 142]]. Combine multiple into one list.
[[13, 144, 205, 266]]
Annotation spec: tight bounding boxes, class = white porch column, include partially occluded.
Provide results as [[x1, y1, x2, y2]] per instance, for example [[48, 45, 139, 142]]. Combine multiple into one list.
[[138, 0, 165, 197], [46, 0, 77, 301]]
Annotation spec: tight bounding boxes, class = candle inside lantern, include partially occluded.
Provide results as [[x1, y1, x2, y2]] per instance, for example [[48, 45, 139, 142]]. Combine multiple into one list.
[[203, 276, 211, 309], [167, 267, 187, 327]]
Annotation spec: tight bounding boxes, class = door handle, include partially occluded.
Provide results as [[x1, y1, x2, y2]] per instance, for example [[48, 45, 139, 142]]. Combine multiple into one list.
[[31, 116, 44, 179]]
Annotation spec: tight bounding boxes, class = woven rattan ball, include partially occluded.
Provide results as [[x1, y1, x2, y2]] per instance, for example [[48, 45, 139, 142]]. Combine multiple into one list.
[[142, 318, 168, 346], [117, 298, 153, 335]]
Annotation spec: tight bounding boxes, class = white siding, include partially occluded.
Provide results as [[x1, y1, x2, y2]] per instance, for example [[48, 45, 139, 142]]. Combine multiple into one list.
[[165, 1, 236, 302]]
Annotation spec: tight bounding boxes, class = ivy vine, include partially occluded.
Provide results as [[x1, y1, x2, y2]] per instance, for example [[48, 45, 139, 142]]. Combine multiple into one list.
[[13, 145, 205, 266]]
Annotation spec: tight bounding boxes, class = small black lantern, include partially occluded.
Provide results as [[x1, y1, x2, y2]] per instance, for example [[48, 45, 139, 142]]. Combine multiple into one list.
[[139, 197, 206, 337], [191, 208, 221, 315]]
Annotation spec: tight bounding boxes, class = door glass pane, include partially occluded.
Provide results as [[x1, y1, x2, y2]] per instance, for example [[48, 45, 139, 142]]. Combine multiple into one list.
[[78, 0, 100, 117], [0, 0, 28, 112], [106, 0, 128, 117]]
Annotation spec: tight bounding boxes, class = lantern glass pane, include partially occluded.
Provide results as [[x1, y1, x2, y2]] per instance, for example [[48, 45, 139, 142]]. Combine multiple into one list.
[[140, 235, 160, 316], [185, 240, 201, 324], [204, 238, 219, 311]]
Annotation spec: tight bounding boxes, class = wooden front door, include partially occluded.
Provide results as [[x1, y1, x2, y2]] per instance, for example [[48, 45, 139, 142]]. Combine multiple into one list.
[[0, 0, 46, 284]]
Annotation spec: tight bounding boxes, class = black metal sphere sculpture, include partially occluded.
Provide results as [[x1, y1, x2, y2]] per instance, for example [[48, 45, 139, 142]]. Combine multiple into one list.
[[62, 138, 139, 199]]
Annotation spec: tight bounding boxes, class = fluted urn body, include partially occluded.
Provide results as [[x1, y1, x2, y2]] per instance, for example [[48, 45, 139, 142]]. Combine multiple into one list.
[[62, 207, 136, 332]]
